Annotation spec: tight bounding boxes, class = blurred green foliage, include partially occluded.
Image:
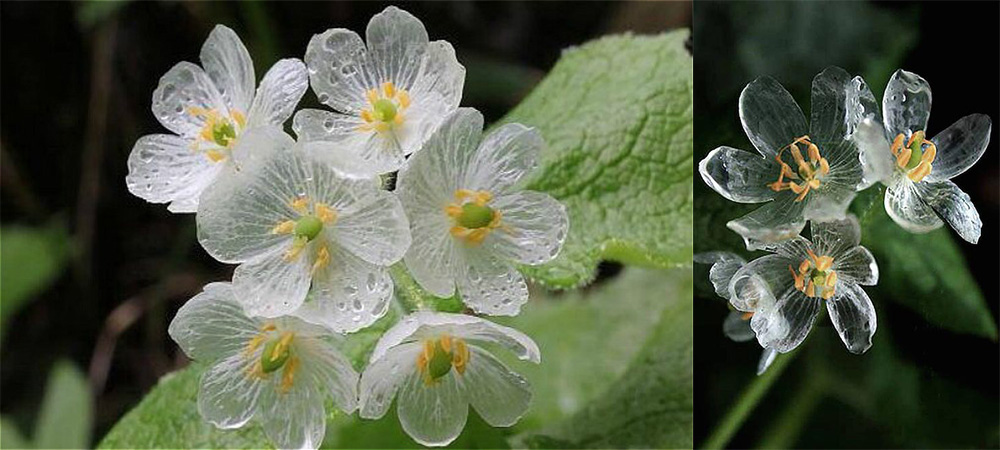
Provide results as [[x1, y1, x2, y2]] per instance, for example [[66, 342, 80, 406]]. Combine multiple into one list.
[[0, 224, 70, 342], [1, 360, 93, 449]]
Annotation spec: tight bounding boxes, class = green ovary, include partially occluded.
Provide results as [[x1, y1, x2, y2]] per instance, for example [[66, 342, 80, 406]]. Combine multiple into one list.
[[211, 120, 238, 147], [260, 339, 291, 373], [373, 98, 398, 122], [427, 341, 453, 380], [294, 216, 323, 240], [904, 131, 924, 170], [457, 203, 495, 229]]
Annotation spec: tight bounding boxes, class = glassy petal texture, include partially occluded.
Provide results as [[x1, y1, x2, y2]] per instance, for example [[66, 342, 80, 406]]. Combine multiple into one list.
[[826, 282, 877, 354], [883, 69, 932, 137], [739, 76, 809, 158], [917, 180, 982, 244], [200, 25, 255, 114], [926, 114, 992, 182], [699, 146, 778, 203]]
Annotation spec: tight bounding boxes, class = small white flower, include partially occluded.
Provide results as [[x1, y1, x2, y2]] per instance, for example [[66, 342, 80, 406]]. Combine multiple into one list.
[[727, 216, 879, 354], [699, 67, 865, 249], [851, 69, 990, 244], [196, 128, 411, 332], [126, 25, 309, 213], [358, 312, 540, 447], [168, 282, 358, 450], [294, 6, 465, 178], [395, 108, 568, 316]]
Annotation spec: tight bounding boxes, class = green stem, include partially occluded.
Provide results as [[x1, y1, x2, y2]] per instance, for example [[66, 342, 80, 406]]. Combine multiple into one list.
[[753, 375, 824, 449], [701, 348, 799, 449]]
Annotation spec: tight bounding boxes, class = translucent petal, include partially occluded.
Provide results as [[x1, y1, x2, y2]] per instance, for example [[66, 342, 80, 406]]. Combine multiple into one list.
[[292, 109, 398, 179], [844, 76, 882, 140], [402, 210, 460, 298], [884, 176, 943, 233], [462, 123, 541, 193], [366, 6, 429, 92], [248, 59, 309, 128], [698, 146, 778, 203], [410, 40, 465, 111], [359, 343, 422, 419], [765, 236, 812, 261], [693, 251, 746, 300], [833, 246, 878, 286], [751, 286, 821, 353], [926, 114, 992, 182], [883, 69, 932, 137], [756, 348, 778, 376], [809, 215, 861, 258], [291, 248, 393, 333], [463, 346, 532, 427], [305, 28, 373, 114], [457, 251, 529, 316], [728, 254, 794, 313], [370, 312, 541, 365], [200, 25, 255, 114], [400, 107, 485, 195], [806, 137, 863, 220], [152, 62, 229, 138], [232, 248, 313, 318], [486, 191, 567, 266], [916, 180, 982, 244], [256, 379, 326, 450], [809, 66, 853, 144], [826, 282, 877, 354], [397, 369, 467, 447], [727, 194, 807, 248], [125, 134, 223, 214], [333, 189, 410, 265], [739, 76, 809, 158], [394, 92, 455, 158], [723, 311, 755, 342], [198, 352, 263, 429], [297, 338, 360, 414], [852, 118, 894, 189], [168, 282, 259, 361]]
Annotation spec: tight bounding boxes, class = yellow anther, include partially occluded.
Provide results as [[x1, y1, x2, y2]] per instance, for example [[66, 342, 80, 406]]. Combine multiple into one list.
[[770, 136, 825, 202], [311, 244, 330, 275], [360, 109, 374, 123], [279, 356, 299, 394], [453, 339, 469, 375], [284, 236, 307, 261], [896, 145, 912, 168], [818, 158, 830, 176], [908, 162, 932, 182], [271, 220, 296, 235], [440, 335, 453, 352], [374, 122, 390, 133], [205, 149, 227, 162], [890, 133, 905, 156], [366, 89, 378, 105], [794, 251, 837, 299], [231, 110, 247, 129], [790, 265, 805, 290], [805, 280, 816, 298], [358, 81, 411, 133], [383, 81, 395, 98], [825, 270, 838, 288], [740, 311, 754, 321], [798, 259, 811, 274], [398, 91, 410, 109], [807, 142, 821, 163], [290, 197, 309, 213], [314, 203, 337, 224], [272, 332, 295, 361]]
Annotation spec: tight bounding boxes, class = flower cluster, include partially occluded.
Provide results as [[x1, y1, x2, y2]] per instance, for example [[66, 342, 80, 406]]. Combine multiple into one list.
[[698, 66, 990, 370], [128, 7, 567, 449]]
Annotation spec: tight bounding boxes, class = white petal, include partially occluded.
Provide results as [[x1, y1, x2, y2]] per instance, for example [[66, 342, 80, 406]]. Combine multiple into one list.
[[809, 66, 853, 143], [125, 134, 222, 214], [852, 118, 894, 189], [756, 348, 778, 375], [397, 369, 467, 447], [305, 28, 372, 114], [739, 76, 809, 158], [370, 312, 540, 365], [463, 123, 541, 194], [394, 92, 455, 158], [233, 248, 313, 317], [298, 338, 360, 414], [457, 251, 529, 316], [723, 310, 755, 342], [200, 25, 255, 114], [699, 146, 779, 204], [809, 215, 861, 258], [410, 40, 465, 112], [291, 248, 393, 333], [727, 194, 807, 248], [333, 189, 411, 266], [826, 282, 877, 354], [256, 379, 326, 450], [292, 109, 401, 178], [882, 69, 932, 138], [366, 6, 429, 91], [486, 191, 568, 266], [844, 75, 882, 140], [916, 180, 982, 244], [728, 254, 794, 313], [248, 59, 309, 128], [359, 343, 422, 419], [198, 352, 263, 429], [152, 62, 229, 138], [399, 107, 485, 195], [692, 251, 746, 300], [884, 176, 943, 233], [463, 346, 532, 427], [833, 246, 878, 286], [926, 114, 992, 182], [402, 208, 460, 298], [168, 282, 259, 361], [751, 286, 821, 353]]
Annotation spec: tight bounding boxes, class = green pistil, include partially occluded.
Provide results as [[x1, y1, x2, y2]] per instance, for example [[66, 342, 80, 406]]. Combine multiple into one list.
[[294, 215, 323, 241], [373, 98, 398, 122], [905, 131, 924, 170], [457, 203, 495, 229], [212, 120, 238, 147], [260, 339, 291, 373], [427, 341, 453, 381], [811, 271, 827, 288]]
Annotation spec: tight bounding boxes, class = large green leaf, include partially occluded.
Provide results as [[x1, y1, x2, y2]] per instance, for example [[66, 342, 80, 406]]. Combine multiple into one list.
[[34, 360, 93, 449], [501, 30, 693, 289], [0, 224, 70, 339]]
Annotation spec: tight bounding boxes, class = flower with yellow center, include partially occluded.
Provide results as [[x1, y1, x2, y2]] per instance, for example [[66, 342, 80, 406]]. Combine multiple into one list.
[[168, 282, 359, 450], [359, 312, 540, 447], [196, 130, 411, 332], [126, 25, 309, 213], [850, 69, 989, 244], [294, 6, 465, 178]]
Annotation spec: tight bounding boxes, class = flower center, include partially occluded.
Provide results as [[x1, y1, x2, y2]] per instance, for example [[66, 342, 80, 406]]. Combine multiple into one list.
[[188, 107, 246, 162], [416, 335, 470, 385], [891, 130, 937, 183], [359, 82, 410, 133], [768, 135, 829, 202], [244, 324, 300, 393], [270, 196, 338, 274], [445, 189, 505, 245], [788, 249, 838, 300]]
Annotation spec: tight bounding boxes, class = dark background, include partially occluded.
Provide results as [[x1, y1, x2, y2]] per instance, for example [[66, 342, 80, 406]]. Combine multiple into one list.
[[0, 1, 690, 447], [694, 1, 999, 448]]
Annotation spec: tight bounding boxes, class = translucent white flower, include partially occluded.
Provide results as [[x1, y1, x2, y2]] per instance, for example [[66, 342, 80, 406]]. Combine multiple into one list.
[[699, 67, 865, 249], [294, 6, 465, 178], [395, 108, 568, 316], [358, 312, 540, 447], [851, 69, 990, 244], [726, 215, 879, 354], [168, 282, 358, 450], [126, 25, 309, 213], [196, 128, 411, 332]]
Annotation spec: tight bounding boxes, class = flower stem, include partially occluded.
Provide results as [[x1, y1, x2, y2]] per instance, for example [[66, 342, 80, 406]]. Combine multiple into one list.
[[753, 374, 824, 449]]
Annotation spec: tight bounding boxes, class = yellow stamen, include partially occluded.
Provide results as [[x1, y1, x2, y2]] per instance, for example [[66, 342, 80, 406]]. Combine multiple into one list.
[[271, 220, 296, 235], [453, 339, 469, 375], [272, 332, 294, 361], [398, 91, 410, 109], [314, 203, 337, 224], [284, 236, 307, 261], [360, 109, 374, 123], [279, 356, 299, 394], [206, 149, 227, 162], [769, 135, 826, 202], [383, 81, 395, 98], [740, 311, 754, 321], [291, 197, 309, 213], [311, 244, 330, 274]]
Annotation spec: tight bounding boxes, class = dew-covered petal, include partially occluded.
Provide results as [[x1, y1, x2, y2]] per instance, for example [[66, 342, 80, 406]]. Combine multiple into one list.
[[305, 28, 372, 114], [844, 76, 882, 139], [370, 312, 541, 365], [457, 251, 529, 316], [366, 6, 429, 92], [168, 282, 259, 361], [486, 191, 567, 266], [809, 66, 854, 144], [292, 109, 400, 179], [809, 215, 861, 258], [727, 254, 794, 313], [298, 338, 360, 414], [916, 179, 982, 244], [756, 348, 778, 376], [884, 177, 943, 233], [926, 114, 992, 182], [232, 248, 314, 318], [832, 246, 878, 286], [359, 343, 422, 420], [826, 282, 877, 354], [256, 379, 326, 450], [402, 211, 461, 298], [400, 107, 486, 195], [727, 195, 807, 248], [126, 134, 223, 214], [852, 118, 894, 189], [462, 123, 541, 193], [410, 40, 465, 112], [247, 58, 309, 128], [751, 286, 821, 353], [693, 252, 746, 300], [291, 248, 393, 333], [334, 189, 411, 265], [883, 69, 932, 138], [152, 62, 229, 138], [200, 25, 255, 114], [198, 353, 263, 429], [463, 346, 532, 427], [699, 146, 779, 204], [723, 311, 755, 343], [739, 76, 809, 158], [397, 369, 467, 447]]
